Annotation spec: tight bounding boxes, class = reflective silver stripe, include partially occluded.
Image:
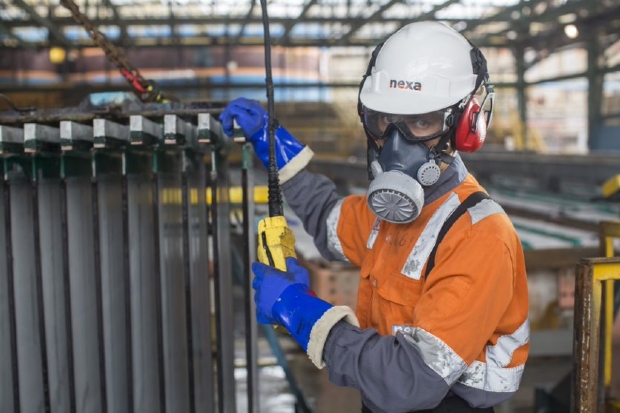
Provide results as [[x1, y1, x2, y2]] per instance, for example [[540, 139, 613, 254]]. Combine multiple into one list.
[[401, 192, 460, 280], [458, 361, 524, 393], [366, 218, 381, 249], [326, 199, 348, 261], [486, 318, 530, 368], [458, 319, 529, 393], [402, 327, 467, 385], [400, 326, 527, 391], [468, 198, 505, 224]]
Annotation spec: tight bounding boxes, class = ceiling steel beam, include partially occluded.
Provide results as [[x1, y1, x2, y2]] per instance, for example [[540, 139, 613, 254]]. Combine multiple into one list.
[[278, 0, 319, 44], [458, 0, 592, 48], [519, 3, 620, 66], [2, 0, 613, 52], [10, 0, 72, 48], [3, 8, 604, 32], [0, 79, 518, 95], [482, 0, 593, 46], [0, 32, 590, 50], [0, 20, 34, 49], [101, 0, 129, 41], [0, 35, 384, 49], [460, 1, 530, 36], [337, 0, 401, 44], [230, 1, 257, 45], [168, 3, 179, 44], [6, 14, 576, 30], [381, 0, 461, 42]]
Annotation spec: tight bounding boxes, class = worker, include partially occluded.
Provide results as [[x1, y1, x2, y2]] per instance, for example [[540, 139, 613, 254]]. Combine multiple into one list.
[[220, 21, 529, 413]]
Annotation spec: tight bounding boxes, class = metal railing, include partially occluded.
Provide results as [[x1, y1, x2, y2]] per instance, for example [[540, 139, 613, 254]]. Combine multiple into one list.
[[573, 221, 620, 413], [0, 103, 257, 413]]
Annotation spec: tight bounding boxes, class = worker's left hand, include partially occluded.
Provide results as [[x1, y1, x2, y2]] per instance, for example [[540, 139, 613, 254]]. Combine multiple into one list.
[[251, 257, 310, 324], [218, 97, 314, 183], [219, 97, 266, 139]]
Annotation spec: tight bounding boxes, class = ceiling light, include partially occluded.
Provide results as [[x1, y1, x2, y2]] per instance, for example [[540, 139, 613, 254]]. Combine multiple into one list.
[[558, 13, 576, 24], [534, 2, 547, 14], [49, 47, 66, 64], [564, 24, 578, 39], [524, 49, 537, 64], [226, 60, 238, 71], [578, 9, 589, 18], [507, 31, 517, 40]]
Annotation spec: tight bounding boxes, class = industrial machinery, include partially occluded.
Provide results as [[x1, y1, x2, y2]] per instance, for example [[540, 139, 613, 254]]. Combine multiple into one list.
[[0, 98, 247, 412]]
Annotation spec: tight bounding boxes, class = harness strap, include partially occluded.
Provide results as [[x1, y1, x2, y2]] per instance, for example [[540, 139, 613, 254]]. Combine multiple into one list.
[[424, 191, 490, 280]]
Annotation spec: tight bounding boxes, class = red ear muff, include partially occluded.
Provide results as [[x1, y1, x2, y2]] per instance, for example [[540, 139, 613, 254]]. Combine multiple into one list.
[[454, 96, 487, 153]]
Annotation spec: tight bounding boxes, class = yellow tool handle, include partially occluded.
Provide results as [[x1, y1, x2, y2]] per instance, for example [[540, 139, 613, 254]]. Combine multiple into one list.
[[257, 215, 297, 271]]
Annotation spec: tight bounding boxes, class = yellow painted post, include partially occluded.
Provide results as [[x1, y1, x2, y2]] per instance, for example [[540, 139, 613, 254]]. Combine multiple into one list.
[[574, 257, 620, 413], [599, 222, 620, 390], [606, 279, 614, 387]]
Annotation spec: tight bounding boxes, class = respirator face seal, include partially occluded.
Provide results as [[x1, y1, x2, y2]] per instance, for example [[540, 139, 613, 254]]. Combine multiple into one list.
[[365, 127, 453, 224]]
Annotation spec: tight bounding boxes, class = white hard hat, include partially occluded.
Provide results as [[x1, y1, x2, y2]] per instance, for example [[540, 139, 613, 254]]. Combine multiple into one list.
[[359, 21, 479, 115]]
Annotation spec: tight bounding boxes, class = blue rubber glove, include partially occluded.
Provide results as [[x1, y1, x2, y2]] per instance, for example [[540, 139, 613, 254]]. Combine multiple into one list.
[[219, 97, 313, 183], [251, 257, 310, 324], [219, 97, 265, 139], [252, 257, 332, 351]]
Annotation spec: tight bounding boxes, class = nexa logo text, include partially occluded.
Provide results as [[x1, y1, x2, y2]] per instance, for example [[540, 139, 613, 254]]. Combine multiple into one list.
[[389, 80, 422, 91]]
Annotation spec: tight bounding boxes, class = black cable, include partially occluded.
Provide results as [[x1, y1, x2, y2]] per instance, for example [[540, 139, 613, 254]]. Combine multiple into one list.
[[259, 0, 284, 218]]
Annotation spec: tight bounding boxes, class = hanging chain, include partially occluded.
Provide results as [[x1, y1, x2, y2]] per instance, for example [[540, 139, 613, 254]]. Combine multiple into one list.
[[59, 0, 173, 103]]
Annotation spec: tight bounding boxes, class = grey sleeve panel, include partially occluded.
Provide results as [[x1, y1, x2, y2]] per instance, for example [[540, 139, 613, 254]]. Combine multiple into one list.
[[323, 321, 451, 413], [281, 170, 343, 261], [450, 382, 515, 408]]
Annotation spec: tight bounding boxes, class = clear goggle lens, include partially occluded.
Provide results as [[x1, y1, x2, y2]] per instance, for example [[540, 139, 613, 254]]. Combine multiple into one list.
[[362, 107, 451, 142]]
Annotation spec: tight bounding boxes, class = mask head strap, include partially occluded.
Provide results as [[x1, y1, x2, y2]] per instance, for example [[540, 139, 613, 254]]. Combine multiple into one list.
[[357, 42, 384, 123], [360, 43, 385, 180]]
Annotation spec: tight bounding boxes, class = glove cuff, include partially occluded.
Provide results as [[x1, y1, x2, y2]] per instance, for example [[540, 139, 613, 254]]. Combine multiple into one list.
[[273, 284, 359, 368], [279, 145, 314, 183], [307, 305, 359, 369], [273, 284, 330, 350]]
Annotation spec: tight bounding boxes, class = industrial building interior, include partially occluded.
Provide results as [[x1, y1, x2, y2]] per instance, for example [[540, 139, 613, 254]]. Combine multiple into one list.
[[1, 0, 620, 412]]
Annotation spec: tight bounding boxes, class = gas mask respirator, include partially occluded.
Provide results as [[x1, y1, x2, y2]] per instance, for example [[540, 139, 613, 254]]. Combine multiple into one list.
[[367, 129, 448, 224]]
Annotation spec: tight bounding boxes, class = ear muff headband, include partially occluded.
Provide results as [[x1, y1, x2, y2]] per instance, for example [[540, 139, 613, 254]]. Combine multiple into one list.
[[359, 42, 385, 180], [470, 46, 489, 92]]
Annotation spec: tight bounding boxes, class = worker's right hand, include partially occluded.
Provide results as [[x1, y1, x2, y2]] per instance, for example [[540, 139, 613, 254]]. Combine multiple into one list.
[[251, 256, 311, 325], [252, 257, 333, 352], [251, 256, 358, 365], [219, 97, 314, 183]]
